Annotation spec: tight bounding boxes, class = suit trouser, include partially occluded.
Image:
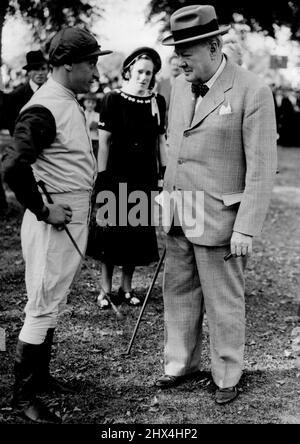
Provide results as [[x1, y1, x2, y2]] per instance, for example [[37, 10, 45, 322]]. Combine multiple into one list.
[[19, 191, 90, 344], [163, 230, 247, 389]]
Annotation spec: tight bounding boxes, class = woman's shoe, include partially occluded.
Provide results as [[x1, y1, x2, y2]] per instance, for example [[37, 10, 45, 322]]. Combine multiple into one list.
[[109, 291, 123, 307], [96, 291, 112, 310], [118, 288, 141, 306]]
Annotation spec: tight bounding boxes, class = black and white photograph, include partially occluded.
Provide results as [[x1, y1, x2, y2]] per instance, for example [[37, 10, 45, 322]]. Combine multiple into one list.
[[0, 0, 299, 430]]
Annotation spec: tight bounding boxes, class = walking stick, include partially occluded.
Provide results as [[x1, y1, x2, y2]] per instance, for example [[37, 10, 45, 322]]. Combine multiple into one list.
[[37, 180, 123, 320], [125, 247, 166, 355]]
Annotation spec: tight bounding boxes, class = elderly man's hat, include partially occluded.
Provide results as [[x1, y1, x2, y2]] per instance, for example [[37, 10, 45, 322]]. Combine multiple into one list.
[[162, 4, 230, 46], [48, 27, 112, 66], [22, 50, 48, 71], [122, 47, 162, 74]]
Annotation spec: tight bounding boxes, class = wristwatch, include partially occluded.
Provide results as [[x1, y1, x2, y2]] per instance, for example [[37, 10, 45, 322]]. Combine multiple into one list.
[[36, 205, 50, 221]]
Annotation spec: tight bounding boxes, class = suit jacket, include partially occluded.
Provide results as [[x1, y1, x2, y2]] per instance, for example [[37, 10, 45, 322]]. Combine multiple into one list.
[[5, 82, 34, 135], [163, 59, 278, 246]]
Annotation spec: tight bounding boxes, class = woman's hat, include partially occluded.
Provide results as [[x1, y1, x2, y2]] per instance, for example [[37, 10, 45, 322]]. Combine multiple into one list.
[[48, 27, 112, 66], [162, 5, 231, 46], [122, 47, 162, 74], [22, 50, 48, 71]]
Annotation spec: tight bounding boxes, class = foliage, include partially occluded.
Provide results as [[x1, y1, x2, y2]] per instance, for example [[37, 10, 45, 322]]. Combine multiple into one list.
[[0, 0, 102, 66], [147, 0, 300, 40], [6, 0, 101, 40]]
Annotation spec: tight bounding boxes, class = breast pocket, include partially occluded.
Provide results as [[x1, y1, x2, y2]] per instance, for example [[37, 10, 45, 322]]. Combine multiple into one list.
[[207, 113, 237, 130]]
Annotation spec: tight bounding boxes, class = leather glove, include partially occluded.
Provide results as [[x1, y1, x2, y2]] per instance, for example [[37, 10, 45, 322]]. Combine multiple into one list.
[[36, 204, 50, 221]]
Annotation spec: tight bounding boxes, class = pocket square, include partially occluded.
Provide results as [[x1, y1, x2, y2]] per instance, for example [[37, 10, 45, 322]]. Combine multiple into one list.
[[219, 103, 232, 115]]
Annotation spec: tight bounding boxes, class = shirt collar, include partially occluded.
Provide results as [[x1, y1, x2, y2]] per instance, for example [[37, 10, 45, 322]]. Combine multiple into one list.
[[205, 56, 226, 89], [29, 79, 39, 92]]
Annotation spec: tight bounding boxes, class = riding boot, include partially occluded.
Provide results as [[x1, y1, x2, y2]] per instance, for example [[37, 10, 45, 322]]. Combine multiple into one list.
[[12, 339, 61, 423], [36, 328, 77, 395]]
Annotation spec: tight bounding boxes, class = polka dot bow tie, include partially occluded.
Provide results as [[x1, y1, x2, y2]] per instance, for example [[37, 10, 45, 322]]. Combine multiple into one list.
[[191, 83, 209, 98]]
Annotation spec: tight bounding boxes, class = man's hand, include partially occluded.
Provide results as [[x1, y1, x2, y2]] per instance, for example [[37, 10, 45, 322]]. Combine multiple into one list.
[[230, 231, 252, 257], [45, 203, 72, 230]]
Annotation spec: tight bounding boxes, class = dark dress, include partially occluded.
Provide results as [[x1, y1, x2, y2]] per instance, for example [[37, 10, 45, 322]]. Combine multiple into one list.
[[97, 89, 166, 266]]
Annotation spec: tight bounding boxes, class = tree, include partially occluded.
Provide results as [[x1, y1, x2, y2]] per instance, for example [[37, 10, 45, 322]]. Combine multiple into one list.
[[147, 0, 300, 41], [0, 1, 9, 86], [0, 0, 102, 70]]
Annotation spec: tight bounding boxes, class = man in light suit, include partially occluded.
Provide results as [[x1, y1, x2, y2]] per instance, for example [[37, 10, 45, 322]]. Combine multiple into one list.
[[155, 4, 277, 404]]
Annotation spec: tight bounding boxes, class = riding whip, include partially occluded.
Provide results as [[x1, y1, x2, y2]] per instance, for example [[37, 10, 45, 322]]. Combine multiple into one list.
[[37, 180, 123, 320]]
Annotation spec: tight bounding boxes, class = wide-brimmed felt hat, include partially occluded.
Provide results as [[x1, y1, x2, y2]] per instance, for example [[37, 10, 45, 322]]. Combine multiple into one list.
[[162, 4, 231, 46], [48, 27, 112, 66], [22, 50, 48, 71], [122, 47, 162, 74]]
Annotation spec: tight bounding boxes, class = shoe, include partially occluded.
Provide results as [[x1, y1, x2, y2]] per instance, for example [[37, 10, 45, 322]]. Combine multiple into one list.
[[109, 290, 123, 307], [155, 375, 180, 389], [118, 288, 141, 306], [12, 339, 61, 424], [155, 371, 203, 389], [17, 399, 61, 424], [215, 386, 239, 405], [97, 291, 112, 309]]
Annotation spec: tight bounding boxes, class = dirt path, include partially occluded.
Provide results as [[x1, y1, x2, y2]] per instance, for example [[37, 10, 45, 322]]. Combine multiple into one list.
[[273, 186, 300, 206], [0, 147, 299, 424]]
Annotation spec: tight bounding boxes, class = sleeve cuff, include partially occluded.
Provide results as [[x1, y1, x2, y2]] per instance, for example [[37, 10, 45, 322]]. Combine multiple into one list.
[[36, 205, 50, 221]]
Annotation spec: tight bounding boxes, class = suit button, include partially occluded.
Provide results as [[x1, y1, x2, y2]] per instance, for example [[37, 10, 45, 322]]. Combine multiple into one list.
[[183, 132, 189, 137], [178, 159, 184, 165]]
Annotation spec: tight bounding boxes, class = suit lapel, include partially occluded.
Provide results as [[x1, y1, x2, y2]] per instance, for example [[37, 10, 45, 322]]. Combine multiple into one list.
[[189, 59, 237, 129], [25, 82, 34, 101], [190, 86, 224, 128]]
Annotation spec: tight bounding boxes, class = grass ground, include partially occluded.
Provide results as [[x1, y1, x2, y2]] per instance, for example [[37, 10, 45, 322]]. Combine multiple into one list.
[[0, 146, 299, 424]]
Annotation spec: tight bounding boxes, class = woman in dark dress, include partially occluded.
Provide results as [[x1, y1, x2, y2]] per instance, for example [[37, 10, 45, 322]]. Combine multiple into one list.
[[96, 47, 167, 309]]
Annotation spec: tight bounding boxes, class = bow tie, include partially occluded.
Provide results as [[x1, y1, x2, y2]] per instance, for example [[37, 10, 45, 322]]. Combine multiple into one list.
[[191, 83, 209, 98]]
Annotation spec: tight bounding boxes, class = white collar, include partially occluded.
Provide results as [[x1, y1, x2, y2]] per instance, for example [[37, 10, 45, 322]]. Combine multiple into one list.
[[29, 79, 39, 92], [205, 56, 226, 89]]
